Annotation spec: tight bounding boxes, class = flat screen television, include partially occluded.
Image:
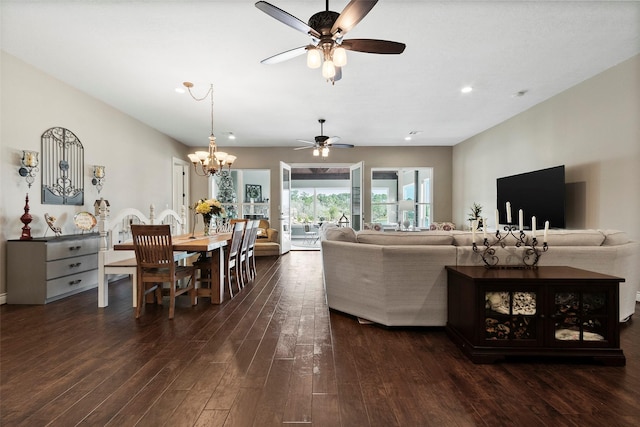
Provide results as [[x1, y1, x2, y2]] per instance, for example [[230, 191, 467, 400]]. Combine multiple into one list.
[[497, 165, 565, 229]]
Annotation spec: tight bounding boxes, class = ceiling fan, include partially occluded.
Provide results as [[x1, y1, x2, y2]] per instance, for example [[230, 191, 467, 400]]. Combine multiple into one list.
[[294, 119, 354, 157], [255, 0, 406, 82]]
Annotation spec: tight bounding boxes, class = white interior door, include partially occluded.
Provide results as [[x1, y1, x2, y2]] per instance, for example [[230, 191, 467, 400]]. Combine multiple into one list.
[[280, 161, 292, 254], [350, 161, 363, 231]]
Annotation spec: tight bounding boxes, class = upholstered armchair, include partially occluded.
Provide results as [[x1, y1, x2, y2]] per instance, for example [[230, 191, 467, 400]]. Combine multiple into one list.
[[254, 219, 280, 256]]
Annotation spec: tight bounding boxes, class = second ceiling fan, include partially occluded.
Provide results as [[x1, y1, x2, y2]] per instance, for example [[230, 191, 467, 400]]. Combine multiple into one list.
[[295, 119, 354, 157], [255, 0, 406, 82]]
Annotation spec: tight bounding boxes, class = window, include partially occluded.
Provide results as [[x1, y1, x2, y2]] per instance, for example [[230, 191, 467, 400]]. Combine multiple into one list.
[[371, 168, 432, 229], [290, 167, 351, 224], [291, 187, 349, 223]]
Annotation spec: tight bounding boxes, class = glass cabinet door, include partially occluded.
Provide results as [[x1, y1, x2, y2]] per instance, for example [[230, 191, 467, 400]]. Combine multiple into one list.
[[484, 289, 539, 343], [553, 290, 608, 344]]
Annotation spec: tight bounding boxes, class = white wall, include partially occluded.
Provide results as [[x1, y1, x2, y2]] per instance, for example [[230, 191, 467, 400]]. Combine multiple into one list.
[[453, 54, 640, 241], [1, 52, 191, 297]]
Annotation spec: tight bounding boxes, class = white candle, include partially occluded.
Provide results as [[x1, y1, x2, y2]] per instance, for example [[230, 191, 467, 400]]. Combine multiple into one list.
[[483, 218, 487, 240], [518, 209, 523, 231], [506, 202, 512, 223], [531, 216, 537, 238], [495, 210, 500, 230], [472, 220, 477, 243], [544, 221, 549, 243]]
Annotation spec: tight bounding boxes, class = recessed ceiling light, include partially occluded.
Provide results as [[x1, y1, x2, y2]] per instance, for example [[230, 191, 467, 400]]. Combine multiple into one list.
[[404, 130, 422, 141], [228, 133, 236, 140], [175, 87, 185, 94], [461, 86, 473, 94]]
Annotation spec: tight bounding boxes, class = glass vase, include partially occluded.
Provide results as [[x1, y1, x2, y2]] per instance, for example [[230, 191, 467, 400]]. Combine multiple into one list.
[[203, 215, 212, 236]]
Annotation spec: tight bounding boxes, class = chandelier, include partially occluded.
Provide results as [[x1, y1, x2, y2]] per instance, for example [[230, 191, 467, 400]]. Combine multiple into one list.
[[184, 82, 236, 176]]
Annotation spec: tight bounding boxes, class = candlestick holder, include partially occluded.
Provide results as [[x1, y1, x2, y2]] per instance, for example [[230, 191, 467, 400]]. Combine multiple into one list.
[[472, 223, 548, 269], [18, 150, 39, 188], [92, 165, 106, 193]]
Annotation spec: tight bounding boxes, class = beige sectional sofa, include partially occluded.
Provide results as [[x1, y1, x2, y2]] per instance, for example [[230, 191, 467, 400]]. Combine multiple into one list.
[[321, 228, 640, 326]]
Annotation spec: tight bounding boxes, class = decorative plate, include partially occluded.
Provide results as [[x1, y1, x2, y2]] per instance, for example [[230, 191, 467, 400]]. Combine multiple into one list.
[[73, 211, 97, 231]]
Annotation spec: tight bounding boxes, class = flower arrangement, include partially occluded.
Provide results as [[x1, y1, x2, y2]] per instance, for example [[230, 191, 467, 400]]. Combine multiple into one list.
[[193, 198, 225, 235], [194, 198, 225, 217]]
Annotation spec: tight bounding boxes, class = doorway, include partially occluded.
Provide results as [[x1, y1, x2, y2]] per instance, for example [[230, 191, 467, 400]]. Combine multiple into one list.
[[289, 165, 351, 250]]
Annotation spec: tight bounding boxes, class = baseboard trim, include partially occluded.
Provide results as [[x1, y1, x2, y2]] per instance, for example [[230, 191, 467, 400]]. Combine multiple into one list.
[[0, 293, 6, 305]]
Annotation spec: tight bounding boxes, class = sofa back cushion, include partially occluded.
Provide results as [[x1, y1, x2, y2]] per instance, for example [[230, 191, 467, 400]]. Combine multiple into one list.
[[600, 229, 631, 246], [325, 227, 358, 242], [542, 229, 605, 246], [356, 230, 453, 245], [452, 231, 500, 247]]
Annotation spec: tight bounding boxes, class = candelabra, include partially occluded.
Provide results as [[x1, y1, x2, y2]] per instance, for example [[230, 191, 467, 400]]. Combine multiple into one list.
[[472, 224, 548, 269]]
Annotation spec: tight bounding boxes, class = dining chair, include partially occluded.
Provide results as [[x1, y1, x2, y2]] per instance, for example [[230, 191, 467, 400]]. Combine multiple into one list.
[[131, 224, 196, 319], [225, 221, 246, 298], [238, 220, 256, 288], [244, 220, 260, 282]]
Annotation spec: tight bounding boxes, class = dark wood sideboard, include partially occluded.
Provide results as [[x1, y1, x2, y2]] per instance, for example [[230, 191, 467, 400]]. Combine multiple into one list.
[[445, 265, 625, 366]]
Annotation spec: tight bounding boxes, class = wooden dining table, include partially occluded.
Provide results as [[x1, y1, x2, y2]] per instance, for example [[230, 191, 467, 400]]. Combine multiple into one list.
[[114, 232, 232, 304]]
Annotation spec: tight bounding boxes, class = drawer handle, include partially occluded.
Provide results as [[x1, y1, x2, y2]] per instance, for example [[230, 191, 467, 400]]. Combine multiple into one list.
[[69, 246, 82, 251], [69, 262, 82, 268], [69, 279, 82, 285]]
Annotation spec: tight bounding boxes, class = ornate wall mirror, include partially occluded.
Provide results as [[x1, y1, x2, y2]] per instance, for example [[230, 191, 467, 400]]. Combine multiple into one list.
[[41, 127, 84, 205]]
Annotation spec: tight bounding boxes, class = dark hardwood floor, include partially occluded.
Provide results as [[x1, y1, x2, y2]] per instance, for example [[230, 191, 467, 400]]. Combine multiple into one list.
[[2, 251, 639, 426]]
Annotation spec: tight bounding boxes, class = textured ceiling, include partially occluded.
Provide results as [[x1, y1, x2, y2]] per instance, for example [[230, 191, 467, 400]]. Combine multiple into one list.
[[2, 0, 639, 149]]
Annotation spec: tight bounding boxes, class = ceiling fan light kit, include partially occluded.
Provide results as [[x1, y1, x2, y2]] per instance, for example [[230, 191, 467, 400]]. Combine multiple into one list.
[[255, 0, 405, 83], [295, 118, 354, 158]]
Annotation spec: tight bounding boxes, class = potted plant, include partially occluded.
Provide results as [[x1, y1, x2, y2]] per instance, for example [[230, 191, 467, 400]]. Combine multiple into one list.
[[468, 202, 483, 229]]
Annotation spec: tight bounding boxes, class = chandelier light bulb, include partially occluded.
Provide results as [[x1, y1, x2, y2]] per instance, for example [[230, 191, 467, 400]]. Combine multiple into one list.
[[313, 147, 320, 156], [322, 146, 330, 157], [307, 48, 322, 69], [322, 60, 336, 79], [333, 46, 347, 67]]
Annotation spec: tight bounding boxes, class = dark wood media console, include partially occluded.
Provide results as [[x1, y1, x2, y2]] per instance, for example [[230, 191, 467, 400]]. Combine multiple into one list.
[[445, 266, 625, 366]]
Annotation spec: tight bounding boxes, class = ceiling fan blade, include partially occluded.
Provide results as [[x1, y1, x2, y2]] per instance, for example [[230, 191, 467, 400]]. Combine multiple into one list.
[[261, 46, 307, 64], [341, 38, 406, 54], [296, 139, 316, 145], [255, 1, 321, 39], [331, 0, 379, 37], [294, 146, 314, 150], [326, 136, 341, 145], [330, 143, 355, 148]]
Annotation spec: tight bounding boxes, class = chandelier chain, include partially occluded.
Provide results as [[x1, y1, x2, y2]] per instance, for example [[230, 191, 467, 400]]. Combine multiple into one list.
[[186, 84, 215, 136]]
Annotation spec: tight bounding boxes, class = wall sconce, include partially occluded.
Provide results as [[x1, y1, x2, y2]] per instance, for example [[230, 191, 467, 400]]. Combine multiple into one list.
[[92, 165, 105, 193], [18, 150, 39, 188]]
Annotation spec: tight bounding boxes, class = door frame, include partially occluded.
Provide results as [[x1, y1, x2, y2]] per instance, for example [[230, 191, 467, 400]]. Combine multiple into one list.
[[280, 161, 292, 254]]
